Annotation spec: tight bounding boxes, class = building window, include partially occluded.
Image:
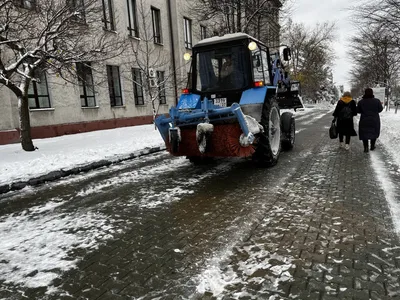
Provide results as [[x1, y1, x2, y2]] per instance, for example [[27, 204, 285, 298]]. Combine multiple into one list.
[[28, 70, 51, 109], [77, 62, 96, 107], [184, 17, 192, 49], [200, 25, 207, 40], [127, 0, 139, 37], [151, 7, 162, 44], [106, 65, 123, 106], [157, 71, 166, 104], [15, 0, 36, 9], [101, 0, 115, 31], [132, 68, 144, 105], [68, 0, 86, 22]]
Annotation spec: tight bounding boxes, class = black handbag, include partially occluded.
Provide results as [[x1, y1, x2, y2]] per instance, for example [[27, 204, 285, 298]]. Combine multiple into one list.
[[329, 121, 338, 139]]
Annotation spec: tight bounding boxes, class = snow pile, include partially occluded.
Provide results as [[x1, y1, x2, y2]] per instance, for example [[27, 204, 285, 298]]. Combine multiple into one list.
[[0, 125, 164, 186], [379, 110, 400, 168]]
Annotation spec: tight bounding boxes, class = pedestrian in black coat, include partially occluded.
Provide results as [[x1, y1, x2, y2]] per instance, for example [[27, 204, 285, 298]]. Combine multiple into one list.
[[332, 91, 357, 150], [357, 88, 383, 152]]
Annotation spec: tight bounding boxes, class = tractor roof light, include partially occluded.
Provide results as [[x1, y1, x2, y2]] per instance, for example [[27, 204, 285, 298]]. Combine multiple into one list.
[[183, 53, 191, 61], [248, 41, 257, 51], [254, 81, 264, 88], [182, 88, 190, 94]]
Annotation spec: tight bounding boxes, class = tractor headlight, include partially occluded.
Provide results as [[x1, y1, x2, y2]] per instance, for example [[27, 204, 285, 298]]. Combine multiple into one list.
[[183, 53, 191, 61], [248, 41, 257, 51]]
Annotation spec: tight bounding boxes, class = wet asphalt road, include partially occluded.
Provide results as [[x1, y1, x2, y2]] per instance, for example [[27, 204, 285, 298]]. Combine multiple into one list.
[[1, 106, 400, 300]]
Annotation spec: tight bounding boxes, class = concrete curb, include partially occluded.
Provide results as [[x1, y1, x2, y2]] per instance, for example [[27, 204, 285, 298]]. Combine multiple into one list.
[[0, 145, 166, 195]]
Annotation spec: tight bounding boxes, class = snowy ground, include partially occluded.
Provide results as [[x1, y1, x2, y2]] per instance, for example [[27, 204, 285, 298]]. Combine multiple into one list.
[[0, 103, 400, 298], [0, 104, 332, 187]]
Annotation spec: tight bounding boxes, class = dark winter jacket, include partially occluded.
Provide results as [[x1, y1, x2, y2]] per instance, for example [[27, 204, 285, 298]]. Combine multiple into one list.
[[333, 99, 358, 136], [357, 97, 383, 140]]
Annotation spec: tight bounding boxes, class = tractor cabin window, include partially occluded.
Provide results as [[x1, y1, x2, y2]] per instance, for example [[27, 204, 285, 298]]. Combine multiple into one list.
[[251, 44, 265, 84], [77, 62, 96, 107], [28, 70, 51, 109], [195, 46, 250, 93], [107, 65, 123, 107]]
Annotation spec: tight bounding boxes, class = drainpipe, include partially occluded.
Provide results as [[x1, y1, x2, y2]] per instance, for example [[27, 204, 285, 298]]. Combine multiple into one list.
[[167, 0, 179, 105]]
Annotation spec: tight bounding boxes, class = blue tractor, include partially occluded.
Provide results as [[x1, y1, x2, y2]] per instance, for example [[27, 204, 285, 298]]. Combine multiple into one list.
[[155, 33, 303, 166]]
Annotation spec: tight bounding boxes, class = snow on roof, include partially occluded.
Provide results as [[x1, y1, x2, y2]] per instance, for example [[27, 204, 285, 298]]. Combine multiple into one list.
[[195, 33, 264, 47]]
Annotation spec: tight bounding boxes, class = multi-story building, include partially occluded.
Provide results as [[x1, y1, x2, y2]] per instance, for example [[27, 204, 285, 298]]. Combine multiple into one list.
[[0, 0, 281, 145]]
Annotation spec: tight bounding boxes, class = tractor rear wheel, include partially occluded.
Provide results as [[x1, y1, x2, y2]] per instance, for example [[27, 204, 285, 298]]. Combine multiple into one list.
[[170, 129, 179, 153], [281, 112, 295, 151], [253, 97, 281, 167]]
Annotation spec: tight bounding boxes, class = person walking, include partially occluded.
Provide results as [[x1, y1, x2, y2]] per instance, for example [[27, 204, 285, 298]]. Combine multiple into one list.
[[357, 88, 383, 152], [332, 91, 358, 150]]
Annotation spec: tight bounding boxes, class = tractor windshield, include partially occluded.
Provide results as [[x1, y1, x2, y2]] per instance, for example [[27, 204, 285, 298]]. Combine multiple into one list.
[[195, 46, 250, 93]]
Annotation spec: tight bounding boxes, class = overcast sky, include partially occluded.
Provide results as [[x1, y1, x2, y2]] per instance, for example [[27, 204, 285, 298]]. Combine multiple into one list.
[[291, 0, 357, 91]]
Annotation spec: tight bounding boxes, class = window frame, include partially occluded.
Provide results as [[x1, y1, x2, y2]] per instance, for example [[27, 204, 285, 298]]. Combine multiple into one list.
[[184, 17, 192, 49], [76, 62, 96, 108], [101, 0, 115, 31], [127, 0, 139, 38], [68, 0, 86, 23], [151, 7, 162, 44], [132, 68, 144, 105], [156, 71, 166, 104], [28, 70, 51, 109], [106, 65, 123, 107], [200, 25, 207, 40], [15, 0, 36, 10]]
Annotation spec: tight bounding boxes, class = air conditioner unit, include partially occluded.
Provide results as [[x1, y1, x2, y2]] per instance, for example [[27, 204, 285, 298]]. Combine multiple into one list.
[[148, 68, 155, 78], [149, 78, 157, 88]]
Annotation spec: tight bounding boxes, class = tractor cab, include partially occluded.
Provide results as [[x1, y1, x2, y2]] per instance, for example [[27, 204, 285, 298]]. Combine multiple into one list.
[[188, 33, 303, 110]]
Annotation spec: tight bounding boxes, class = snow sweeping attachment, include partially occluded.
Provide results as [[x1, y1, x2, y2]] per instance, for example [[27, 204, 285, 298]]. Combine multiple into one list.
[[196, 123, 214, 154], [155, 33, 300, 166]]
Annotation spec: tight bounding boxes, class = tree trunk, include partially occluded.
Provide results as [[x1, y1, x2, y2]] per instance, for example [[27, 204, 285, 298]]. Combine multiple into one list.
[[18, 95, 35, 151]]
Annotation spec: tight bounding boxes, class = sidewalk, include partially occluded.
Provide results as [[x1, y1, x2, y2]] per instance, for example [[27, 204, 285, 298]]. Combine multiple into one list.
[[0, 125, 165, 194], [0, 107, 399, 195]]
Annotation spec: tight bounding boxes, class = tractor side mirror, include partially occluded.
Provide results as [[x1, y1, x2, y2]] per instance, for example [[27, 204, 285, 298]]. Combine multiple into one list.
[[283, 47, 291, 61]]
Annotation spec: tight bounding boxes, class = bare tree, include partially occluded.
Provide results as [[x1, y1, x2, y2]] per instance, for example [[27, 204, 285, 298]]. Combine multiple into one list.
[[189, 0, 289, 46], [0, 0, 125, 151], [125, 0, 188, 123], [352, 0, 400, 48], [282, 20, 336, 100], [350, 1, 400, 95]]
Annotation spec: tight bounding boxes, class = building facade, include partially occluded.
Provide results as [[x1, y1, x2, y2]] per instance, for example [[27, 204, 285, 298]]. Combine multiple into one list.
[[0, 0, 281, 145]]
